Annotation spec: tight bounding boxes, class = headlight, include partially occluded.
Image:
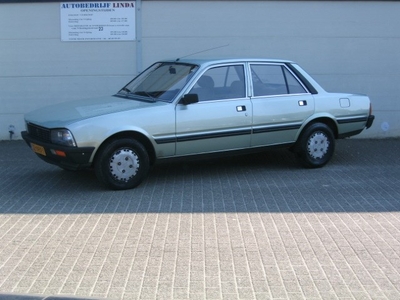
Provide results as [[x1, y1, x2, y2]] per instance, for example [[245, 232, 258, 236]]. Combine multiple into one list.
[[50, 129, 77, 147]]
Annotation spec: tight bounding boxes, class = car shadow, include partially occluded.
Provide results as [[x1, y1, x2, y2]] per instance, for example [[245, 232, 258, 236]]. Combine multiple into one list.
[[0, 139, 399, 214]]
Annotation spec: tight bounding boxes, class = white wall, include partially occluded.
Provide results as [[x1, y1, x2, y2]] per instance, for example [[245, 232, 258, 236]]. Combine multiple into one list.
[[0, 2, 136, 140], [1, 1, 399, 140]]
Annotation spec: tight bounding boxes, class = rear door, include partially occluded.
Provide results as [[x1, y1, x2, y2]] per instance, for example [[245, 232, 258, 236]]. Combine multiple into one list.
[[249, 63, 315, 146], [175, 64, 252, 155]]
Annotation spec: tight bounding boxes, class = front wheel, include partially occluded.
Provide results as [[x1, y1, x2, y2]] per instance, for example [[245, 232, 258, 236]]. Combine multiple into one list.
[[95, 138, 150, 190], [295, 123, 335, 168]]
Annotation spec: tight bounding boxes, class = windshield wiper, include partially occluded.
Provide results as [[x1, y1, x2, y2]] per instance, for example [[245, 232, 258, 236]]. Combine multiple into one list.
[[134, 91, 157, 101], [116, 88, 157, 102]]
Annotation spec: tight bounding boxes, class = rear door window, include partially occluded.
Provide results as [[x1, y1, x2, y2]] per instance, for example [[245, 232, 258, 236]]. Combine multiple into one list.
[[250, 64, 307, 97]]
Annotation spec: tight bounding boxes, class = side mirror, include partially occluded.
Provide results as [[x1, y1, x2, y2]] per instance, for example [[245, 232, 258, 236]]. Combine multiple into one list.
[[180, 93, 199, 105]]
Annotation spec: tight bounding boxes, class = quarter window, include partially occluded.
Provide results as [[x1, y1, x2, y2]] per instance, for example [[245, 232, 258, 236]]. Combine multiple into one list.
[[251, 64, 307, 96]]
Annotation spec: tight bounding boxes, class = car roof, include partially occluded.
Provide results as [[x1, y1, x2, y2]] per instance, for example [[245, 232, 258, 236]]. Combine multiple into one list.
[[162, 57, 295, 67]]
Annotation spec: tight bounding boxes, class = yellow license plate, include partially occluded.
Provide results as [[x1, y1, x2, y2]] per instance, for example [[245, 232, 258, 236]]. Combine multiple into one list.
[[31, 143, 46, 156]]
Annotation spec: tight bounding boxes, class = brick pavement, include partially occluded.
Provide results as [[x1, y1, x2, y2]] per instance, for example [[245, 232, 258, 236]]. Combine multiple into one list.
[[0, 139, 399, 299]]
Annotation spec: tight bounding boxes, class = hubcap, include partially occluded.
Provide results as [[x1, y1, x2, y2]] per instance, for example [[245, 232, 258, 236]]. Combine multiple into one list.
[[109, 148, 139, 181], [307, 132, 329, 159]]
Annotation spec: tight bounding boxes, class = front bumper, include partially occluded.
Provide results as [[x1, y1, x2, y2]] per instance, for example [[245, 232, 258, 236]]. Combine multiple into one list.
[[21, 131, 95, 171]]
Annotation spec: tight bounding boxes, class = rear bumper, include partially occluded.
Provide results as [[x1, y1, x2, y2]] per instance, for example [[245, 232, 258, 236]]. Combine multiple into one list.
[[21, 131, 95, 171], [366, 115, 375, 129]]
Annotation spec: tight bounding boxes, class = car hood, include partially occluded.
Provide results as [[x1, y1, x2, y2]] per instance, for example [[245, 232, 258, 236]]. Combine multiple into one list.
[[25, 95, 166, 128]]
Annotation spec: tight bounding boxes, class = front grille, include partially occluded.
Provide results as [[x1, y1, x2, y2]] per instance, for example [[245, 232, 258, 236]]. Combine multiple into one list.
[[27, 123, 51, 143]]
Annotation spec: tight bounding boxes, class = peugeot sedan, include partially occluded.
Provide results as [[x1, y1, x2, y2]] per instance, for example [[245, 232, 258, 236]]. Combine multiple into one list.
[[22, 58, 375, 190]]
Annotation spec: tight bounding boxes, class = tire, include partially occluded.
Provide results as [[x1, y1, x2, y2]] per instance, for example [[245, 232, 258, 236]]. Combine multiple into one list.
[[295, 122, 335, 168], [94, 138, 150, 190]]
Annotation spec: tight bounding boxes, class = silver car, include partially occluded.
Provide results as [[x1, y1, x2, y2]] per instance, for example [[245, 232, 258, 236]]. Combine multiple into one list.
[[22, 58, 375, 190]]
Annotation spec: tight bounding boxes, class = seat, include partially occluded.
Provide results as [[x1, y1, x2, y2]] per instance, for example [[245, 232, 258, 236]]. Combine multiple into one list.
[[230, 80, 245, 98], [196, 75, 215, 101]]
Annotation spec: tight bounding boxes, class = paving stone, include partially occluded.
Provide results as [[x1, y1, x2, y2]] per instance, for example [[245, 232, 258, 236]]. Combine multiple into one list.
[[0, 139, 400, 299]]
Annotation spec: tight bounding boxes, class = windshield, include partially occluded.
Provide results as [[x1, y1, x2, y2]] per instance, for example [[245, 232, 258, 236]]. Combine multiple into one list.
[[118, 62, 199, 102]]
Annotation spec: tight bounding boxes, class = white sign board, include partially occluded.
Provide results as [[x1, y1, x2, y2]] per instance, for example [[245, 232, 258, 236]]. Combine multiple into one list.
[[60, 2, 136, 41]]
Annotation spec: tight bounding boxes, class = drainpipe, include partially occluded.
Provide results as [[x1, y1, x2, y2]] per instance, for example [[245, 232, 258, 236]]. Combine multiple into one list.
[[136, 0, 142, 74]]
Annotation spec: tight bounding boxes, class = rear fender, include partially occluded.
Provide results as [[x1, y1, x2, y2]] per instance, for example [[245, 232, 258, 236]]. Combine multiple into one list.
[[295, 114, 338, 141]]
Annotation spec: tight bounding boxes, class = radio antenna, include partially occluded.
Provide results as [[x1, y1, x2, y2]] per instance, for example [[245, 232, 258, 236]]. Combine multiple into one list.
[[176, 44, 229, 61]]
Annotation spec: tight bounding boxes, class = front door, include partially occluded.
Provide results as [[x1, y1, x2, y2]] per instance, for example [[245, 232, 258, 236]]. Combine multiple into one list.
[[175, 64, 252, 156]]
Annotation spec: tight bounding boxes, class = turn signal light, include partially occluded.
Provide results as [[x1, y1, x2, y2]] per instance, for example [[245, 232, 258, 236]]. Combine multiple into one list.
[[51, 149, 67, 157]]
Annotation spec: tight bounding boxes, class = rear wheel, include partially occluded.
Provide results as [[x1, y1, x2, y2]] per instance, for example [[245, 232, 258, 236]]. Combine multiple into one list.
[[295, 123, 335, 168], [95, 138, 150, 190]]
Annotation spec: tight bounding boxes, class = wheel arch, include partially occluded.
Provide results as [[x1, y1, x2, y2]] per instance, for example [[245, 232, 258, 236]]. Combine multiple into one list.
[[94, 131, 156, 166], [298, 116, 338, 140]]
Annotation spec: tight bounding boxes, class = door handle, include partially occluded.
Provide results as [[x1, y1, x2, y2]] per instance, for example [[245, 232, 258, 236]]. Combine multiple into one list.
[[236, 105, 246, 112], [298, 100, 307, 106]]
